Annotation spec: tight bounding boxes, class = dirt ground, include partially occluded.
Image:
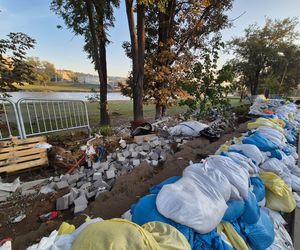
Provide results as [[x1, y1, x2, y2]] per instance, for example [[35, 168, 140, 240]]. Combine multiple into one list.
[[4, 120, 249, 250]]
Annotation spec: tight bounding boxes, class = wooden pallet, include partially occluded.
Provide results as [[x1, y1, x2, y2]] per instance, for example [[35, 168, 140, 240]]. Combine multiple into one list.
[[0, 136, 49, 173]]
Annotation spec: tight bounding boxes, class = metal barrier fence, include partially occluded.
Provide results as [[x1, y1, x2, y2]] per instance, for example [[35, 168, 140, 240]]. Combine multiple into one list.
[[0, 98, 91, 140], [0, 98, 23, 140], [17, 98, 91, 138]]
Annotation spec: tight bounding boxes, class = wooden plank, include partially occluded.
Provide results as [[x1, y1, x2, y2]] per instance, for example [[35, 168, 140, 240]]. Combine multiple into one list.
[[0, 152, 47, 167], [0, 158, 48, 173], [0, 143, 42, 153], [0, 136, 46, 148], [0, 148, 46, 161]]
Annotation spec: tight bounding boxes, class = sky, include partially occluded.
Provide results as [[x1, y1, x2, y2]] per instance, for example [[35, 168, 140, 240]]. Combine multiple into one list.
[[0, 0, 300, 77]]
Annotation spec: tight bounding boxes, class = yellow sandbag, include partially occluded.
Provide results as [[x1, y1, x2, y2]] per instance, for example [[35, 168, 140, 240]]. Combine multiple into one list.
[[218, 222, 249, 250], [266, 188, 296, 213], [260, 172, 286, 196], [247, 118, 284, 132], [72, 219, 191, 250], [58, 222, 76, 235], [215, 140, 232, 154], [142, 222, 191, 250]]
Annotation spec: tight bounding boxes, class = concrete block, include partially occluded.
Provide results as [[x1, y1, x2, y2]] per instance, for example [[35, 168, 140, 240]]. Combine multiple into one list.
[[67, 173, 79, 184], [154, 148, 162, 156], [74, 203, 87, 214], [133, 135, 146, 144], [93, 180, 110, 190], [105, 169, 116, 179], [139, 152, 148, 158], [76, 181, 85, 188], [135, 146, 143, 152], [144, 134, 157, 142], [71, 188, 80, 199], [54, 176, 60, 182], [149, 142, 156, 148], [117, 156, 126, 163], [176, 138, 182, 143], [77, 172, 86, 179], [123, 150, 131, 158], [95, 190, 108, 199], [132, 159, 140, 167], [60, 174, 69, 182], [153, 140, 161, 147], [56, 195, 69, 210], [74, 195, 88, 207], [55, 180, 69, 190], [150, 152, 159, 161], [106, 179, 115, 188], [142, 144, 150, 151], [20, 179, 47, 191], [86, 189, 97, 199], [131, 151, 139, 158], [92, 161, 101, 170], [151, 160, 159, 166], [100, 162, 109, 170], [49, 182, 56, 189], [86, 170, 95, 178], [93, 172, 102, 181], [80, 182, 91, 191]]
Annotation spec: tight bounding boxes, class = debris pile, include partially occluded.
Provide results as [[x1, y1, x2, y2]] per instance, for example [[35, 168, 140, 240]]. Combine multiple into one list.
[[28, 97, 300, 249]]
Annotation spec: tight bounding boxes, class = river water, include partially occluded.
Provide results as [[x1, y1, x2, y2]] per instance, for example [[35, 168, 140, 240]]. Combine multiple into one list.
[[7, 91, 130, 102]]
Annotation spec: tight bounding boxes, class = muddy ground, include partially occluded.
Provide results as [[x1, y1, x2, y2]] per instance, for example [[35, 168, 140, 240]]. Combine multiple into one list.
[[2, 120, 249, 250]]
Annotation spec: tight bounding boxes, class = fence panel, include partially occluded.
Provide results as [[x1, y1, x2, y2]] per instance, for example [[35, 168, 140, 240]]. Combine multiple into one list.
[[0, 98, 22, 141], [17, 98, 91, 138]]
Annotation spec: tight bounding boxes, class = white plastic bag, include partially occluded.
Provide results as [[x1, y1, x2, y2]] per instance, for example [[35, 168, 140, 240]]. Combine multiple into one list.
[[156, 176, 228, 234], [204, 155, 249, 199], [27, 230, 58, 250], [183, 163, 232, 201], [291, 174, 300, 192], [229, 144, 266, 166], [224, 152, 259, 175], [168, 121, 208, 137]]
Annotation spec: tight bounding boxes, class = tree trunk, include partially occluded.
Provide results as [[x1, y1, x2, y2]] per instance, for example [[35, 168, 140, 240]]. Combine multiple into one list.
[[135, 3, 145, 121], [125, 0, 144, 122], [155, 103, 161, 120], [252, 69, 260, 95], [85, 0, 110, 126], [99, 38, 110, 125]]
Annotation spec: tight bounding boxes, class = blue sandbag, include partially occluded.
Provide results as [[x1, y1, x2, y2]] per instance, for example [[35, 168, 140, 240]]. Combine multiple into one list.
[[131, 194, 194, 246], [239, 209, 275, 250], [149, 176, 181, 194], [242, 132, 278, 152], [193, 230, 234, 250], [282, 146, 292, 156], [250, 177, 265, 202], [239, 191, 260, 224], [222, 200, 245, 222]]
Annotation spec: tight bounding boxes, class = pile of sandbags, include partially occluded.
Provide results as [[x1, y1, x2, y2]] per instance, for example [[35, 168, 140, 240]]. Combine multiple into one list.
[[27, 98, 299, 250]]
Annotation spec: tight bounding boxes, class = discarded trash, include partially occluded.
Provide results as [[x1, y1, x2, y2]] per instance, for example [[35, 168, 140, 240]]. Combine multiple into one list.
[[0, 178, 20, 193], [11, 213, 26, 224], [39, 211, 58, 222]]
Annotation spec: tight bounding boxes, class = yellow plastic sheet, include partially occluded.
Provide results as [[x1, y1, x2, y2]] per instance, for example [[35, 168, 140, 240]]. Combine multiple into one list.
[[72, 219, 191, 250], [58, 222, 76, 235], [260, 172, 296, 213], [247, 118, 284, 132], [265, 188, 296, 213], [218, 222, 249, 250], [260, 172, 286, 196]]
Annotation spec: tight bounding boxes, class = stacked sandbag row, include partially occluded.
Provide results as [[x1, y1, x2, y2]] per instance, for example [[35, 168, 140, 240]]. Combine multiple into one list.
[[130, 98, 299, 250]]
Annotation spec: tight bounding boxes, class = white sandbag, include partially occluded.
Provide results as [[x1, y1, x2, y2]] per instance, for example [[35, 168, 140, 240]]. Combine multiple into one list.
[[204, 155, 249, 199], [27, 230, 58, 250], [266, 209, 294, 250], [224, 152, 259, 175], [229, 144, 266, 166], [260, 158, 286, 175], [256, 126, 286, 147], [183, 163, 232, 201], [230, 185, 242, 200], [156, 176, 228, 234], [260, 158, 292, 187], [291, 174, 300, 192], [293, 192, 300, 208], [168, 121, 208, 137]]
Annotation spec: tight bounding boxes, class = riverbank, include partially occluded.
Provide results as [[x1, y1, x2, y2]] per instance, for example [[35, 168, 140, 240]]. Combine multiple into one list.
[[16, 82, 106, 93]]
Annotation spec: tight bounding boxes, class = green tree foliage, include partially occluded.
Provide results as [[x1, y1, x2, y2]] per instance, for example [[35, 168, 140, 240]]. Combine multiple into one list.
[[51, 0, 120, 125], [180, 40, 234, 119], [122, 0, 233, 119], [0, 32, 36, 94], [27, 57, 56, 85], [228, 17, 300, 96]]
